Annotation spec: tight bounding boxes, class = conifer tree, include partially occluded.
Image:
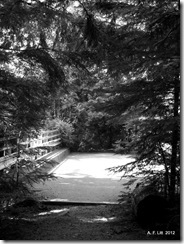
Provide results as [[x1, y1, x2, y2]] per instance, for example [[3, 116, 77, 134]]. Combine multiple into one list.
[[90, 0, 180, 202], [0, 0, 180, 205]]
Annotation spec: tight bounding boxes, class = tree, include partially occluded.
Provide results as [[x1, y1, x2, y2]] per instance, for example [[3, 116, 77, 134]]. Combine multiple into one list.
[[0, 0, 180, 206], [0, 0, 108, 205], [0, 0, 67, 207], [90, 0, 180, 202]]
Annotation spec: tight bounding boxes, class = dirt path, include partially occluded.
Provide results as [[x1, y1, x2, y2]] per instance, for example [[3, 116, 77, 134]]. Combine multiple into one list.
[[0, 197, 166, 241]]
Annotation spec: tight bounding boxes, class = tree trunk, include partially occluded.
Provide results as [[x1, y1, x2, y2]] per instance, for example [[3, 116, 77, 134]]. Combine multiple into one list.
[[169, 80, 180, 203], [159, 143, 169, 198], [108, 127, 113, 148], [16, 135, 21, 186]]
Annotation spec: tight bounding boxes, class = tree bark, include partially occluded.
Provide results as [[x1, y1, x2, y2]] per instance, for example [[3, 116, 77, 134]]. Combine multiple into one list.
[[169, 80, 180, 203], [159, 143, 169, 198]]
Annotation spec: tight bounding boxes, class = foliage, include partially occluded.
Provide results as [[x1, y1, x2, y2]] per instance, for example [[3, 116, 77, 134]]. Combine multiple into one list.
[[0, 152, 56, 210], [91, 0, 180, 202], [44, 118, 75, 148], [0, 0, 180, 206], [0, 0, 69, 207]]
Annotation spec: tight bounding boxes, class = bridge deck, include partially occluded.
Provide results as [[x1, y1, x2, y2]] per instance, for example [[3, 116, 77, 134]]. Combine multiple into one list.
[[0, 148, 69, 171]]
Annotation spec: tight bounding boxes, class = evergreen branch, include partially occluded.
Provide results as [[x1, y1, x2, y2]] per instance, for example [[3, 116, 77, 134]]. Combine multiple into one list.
[[77, 0, 90, 17], [153, 24, 179, 47]]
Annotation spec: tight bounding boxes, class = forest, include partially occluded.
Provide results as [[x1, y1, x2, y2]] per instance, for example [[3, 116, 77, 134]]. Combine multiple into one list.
[[0, 0, 180, 227]]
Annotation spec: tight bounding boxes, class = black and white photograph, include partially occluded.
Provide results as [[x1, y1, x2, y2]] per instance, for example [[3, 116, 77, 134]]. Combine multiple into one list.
[[0, 0, 180, 241]]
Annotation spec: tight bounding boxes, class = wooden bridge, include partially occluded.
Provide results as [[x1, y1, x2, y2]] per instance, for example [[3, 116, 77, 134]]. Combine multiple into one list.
[[0, 128, 68, 171]]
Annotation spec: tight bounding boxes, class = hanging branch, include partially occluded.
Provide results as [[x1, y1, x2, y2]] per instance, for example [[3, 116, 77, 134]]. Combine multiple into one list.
[[77, 0, 90, 17]]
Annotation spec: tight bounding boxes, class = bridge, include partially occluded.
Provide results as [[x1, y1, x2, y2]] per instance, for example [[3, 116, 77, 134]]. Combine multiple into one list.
[[33, 152, 135, 204], [0, 129, 139, 204], [0, 128, 63, 171]]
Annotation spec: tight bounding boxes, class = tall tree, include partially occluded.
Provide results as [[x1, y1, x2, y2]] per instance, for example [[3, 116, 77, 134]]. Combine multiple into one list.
[[0, 0, 180, 204], [90, 0, 180, 202]]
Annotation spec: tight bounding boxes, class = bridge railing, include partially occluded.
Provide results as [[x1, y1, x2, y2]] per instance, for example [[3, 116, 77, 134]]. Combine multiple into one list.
[[0, 129, 62, 171]]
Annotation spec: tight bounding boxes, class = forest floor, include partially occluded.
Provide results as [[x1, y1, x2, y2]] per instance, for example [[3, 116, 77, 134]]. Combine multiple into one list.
[[0, 196, 179, 241]]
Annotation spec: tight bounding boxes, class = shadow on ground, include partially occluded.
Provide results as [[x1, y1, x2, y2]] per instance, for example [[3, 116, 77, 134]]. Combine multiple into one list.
[[0, 196, 178, 241]]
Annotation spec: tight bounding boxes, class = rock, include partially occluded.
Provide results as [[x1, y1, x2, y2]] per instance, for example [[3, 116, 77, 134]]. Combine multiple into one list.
[[13, 197, 39, 208], [131, 184, 167, 225]]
